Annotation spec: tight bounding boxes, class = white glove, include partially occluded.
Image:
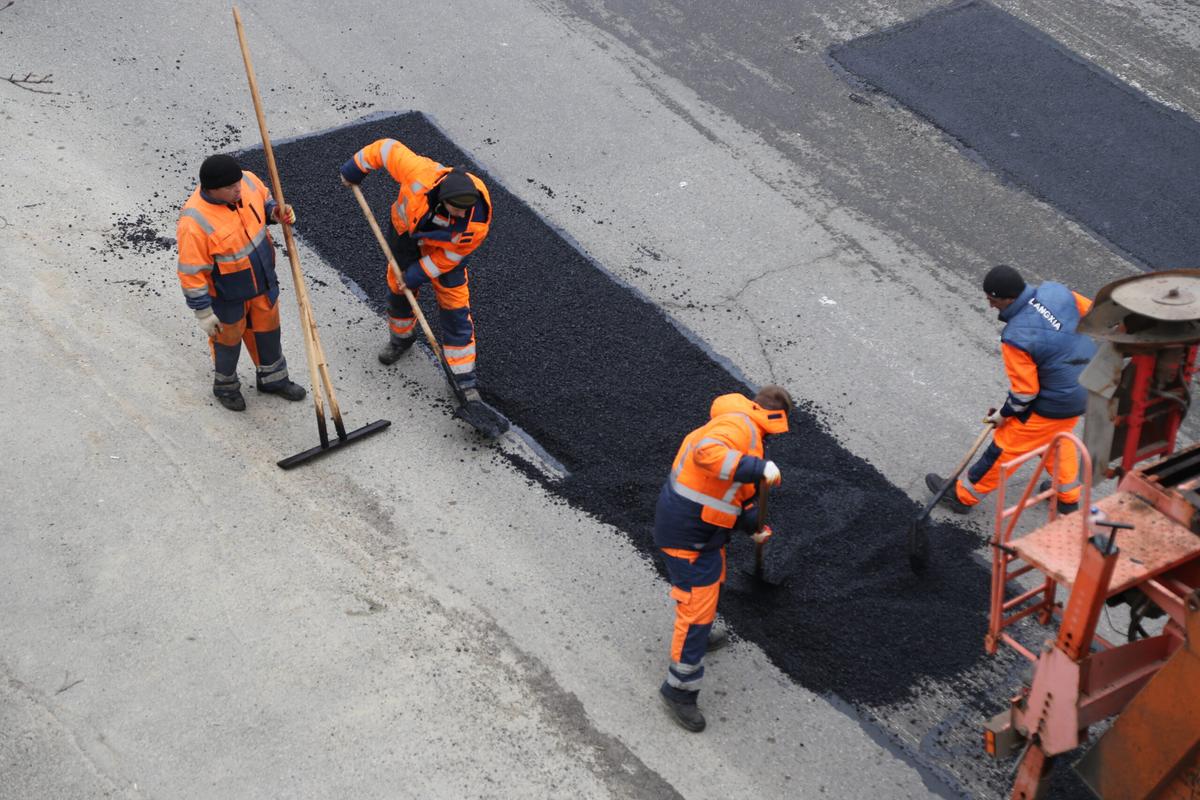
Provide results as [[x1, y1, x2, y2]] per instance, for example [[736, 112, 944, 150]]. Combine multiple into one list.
[[751, 525, 774, 545], [195, 308, 220, 337], [762, 460, 782, 488], [985, 409, 1006, 428]]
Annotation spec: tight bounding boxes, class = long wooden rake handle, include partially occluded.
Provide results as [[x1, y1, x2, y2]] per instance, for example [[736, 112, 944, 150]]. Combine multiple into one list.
[[232, 6, 345, 439]]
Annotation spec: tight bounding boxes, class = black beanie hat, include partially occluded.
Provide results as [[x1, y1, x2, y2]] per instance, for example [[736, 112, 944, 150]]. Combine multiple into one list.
[[983, 264, 1026, 299], [200, 154, 243, 190], [438, 170, 480, 209]]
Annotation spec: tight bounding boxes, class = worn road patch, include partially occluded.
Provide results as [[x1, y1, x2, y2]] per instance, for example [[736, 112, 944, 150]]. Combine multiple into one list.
[[831, 0, 1200, 271]]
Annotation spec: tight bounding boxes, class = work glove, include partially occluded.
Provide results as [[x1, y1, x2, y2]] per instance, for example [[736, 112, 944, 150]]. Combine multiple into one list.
[[272, 204, 297, 225], [340, 174, 358, 188], [751, 525, 774, 545], [762, 460, 782, 488], [194, 307, 220, 337], [984, 408, 1006, 429]]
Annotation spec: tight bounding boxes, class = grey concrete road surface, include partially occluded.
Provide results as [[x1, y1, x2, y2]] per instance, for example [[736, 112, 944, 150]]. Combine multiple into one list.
[[1, 0, 1195, 798]]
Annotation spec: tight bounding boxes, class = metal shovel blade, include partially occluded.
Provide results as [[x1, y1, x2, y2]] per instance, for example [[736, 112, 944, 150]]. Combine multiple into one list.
[[454, 398, 510, 439], [725, 541, 786, 595]]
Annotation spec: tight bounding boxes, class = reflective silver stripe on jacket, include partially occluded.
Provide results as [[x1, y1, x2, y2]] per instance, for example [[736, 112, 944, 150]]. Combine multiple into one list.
[[380, 139, 396, 164], [213, 227, 268, 263], [1007, 390, 1036, 412], [180, 208, 214, 235], [182, 285, 211, 298], [178, 262, 213, 276], [669, 473, 742, 516], [695, 437, 739, 480], [420, 255, 443, 278], [445, 250, 464, 264]]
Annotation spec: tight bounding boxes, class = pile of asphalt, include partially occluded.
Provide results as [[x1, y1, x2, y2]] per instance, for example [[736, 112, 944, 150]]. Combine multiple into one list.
[[830, 0, 1200, 271], [241, 113, 1090, 798]]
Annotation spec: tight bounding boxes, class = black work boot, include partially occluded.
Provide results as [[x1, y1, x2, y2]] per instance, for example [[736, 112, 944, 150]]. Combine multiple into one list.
[[214, 389, 246, 412], [378, 336, 415, 365], [257, 378, 307, 401], [1038, 481, 1079, 514], [659, 686, 706, 733], [706, 627, 730, 653], [925, 473, 972, 515]]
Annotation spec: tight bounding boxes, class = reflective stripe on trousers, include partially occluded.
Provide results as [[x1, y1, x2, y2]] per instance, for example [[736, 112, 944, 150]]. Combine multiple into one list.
[[660, 547, 725, 696], [207, 293, 287, 392]]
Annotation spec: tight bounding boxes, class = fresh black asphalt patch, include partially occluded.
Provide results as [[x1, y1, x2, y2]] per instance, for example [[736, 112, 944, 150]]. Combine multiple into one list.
[[240, 112, 1092, 798], [830, 0, 1200, 271]]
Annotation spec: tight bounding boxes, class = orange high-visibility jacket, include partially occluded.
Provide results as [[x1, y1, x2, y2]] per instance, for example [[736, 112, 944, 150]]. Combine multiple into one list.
[[668, 393, 790, 528], [345, 138, 491, 281], [176, 171, 279, 310]]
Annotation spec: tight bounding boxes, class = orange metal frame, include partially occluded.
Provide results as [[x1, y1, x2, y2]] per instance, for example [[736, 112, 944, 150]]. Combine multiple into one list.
[[987, 432, 1093, 659]]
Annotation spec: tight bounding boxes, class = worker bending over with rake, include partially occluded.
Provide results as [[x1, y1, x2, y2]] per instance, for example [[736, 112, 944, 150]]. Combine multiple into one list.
[[339, 138, 491, 401], [176, 154, 307, 411], [927, 264, 1095, 515], [654, 386, 792, 732]]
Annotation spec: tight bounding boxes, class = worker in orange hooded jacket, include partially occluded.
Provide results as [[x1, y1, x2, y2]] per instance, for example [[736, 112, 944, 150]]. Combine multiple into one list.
[[176, 154, 307, 411], [340, 138, 492, 398], [654, 385, 793, 732]]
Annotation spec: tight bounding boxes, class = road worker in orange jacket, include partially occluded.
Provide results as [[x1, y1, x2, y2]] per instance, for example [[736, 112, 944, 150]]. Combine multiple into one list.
[[927, 264, 1096, 514], [339, 138, 492, 399], [176, 154, 306, 411], [653, 386, 792, 732]]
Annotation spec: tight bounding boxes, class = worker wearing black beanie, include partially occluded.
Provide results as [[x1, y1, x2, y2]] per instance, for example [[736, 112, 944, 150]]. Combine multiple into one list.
[[983, 264, 1026, 300], [176, 154, 305, 411], [199, 154, 243, 190], [923, 264, 1097, 519]]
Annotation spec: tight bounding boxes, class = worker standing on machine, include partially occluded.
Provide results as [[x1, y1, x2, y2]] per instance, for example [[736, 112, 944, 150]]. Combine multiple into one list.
[[927, 264, 1095, 514], [654, 386, 792, 732]]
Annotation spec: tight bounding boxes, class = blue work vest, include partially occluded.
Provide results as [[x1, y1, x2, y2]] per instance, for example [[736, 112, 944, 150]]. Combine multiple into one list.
[[999, 282, 1096, 418]]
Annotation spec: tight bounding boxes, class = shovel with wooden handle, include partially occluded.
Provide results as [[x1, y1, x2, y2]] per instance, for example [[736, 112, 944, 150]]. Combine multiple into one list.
[[907, 415, 995, 573], [726, 477, 783, 595], [233, 7, 390, 468], [347, 183, 509, 439]]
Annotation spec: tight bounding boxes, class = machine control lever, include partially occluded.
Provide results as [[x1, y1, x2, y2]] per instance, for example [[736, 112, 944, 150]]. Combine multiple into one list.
[[1091, 520, 1134, 555]]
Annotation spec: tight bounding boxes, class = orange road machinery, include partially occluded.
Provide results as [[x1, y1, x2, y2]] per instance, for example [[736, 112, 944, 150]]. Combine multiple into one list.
[[981, 271, 1200, 800], [233, 9, 390, 468]]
